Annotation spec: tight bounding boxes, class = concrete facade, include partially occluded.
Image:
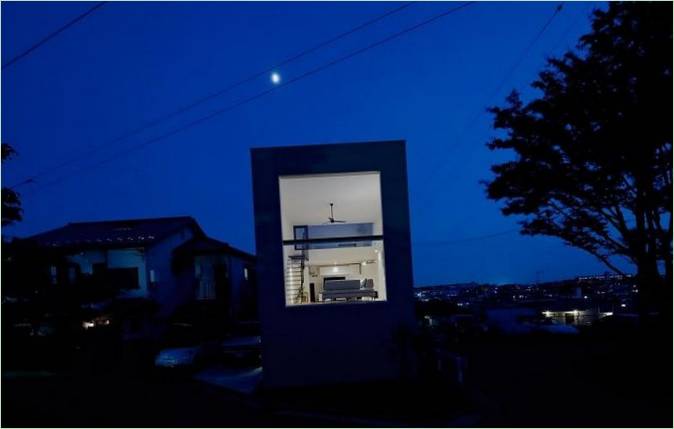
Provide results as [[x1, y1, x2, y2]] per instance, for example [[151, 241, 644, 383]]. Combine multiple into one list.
[[251, 140, 416, 387]]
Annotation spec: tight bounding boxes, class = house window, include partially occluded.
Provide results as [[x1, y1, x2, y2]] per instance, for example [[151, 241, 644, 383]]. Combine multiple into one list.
[[50, 265, 58, 285], [68, 266, 78, 284], [279, 172, 387, 306], [196, 278, 216, 300], [194, 258, 220, 300]]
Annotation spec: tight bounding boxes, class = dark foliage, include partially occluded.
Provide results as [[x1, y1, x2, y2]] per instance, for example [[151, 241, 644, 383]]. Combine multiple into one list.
[[2, 143, 22, 226], [485, 3, 672, 313]]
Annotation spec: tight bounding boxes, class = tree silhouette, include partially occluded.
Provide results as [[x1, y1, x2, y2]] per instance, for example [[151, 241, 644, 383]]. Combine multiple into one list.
[[2, 144, 22, 227], [485, 3, 672, 314]]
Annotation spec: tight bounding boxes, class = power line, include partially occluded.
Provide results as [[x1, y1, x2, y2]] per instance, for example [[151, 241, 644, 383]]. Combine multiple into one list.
[[21, 2, 476, 197], [487, 3, 563, 104], [9, 2, 415, 190], [549, 2, 594, 53], [409, 5, 568, 252], [2, 2, 107, 70], [413, 3, 564, 217], [413, 228, 520, 247]]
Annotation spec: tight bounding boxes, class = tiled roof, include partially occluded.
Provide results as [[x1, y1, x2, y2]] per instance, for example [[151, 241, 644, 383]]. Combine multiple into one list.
[[28, 216, 203, 249], [173, 236, 255, 261]]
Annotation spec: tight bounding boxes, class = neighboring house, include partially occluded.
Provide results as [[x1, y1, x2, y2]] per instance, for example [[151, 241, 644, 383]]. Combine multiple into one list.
[[26, 216, 255, 322], [251, 140, 416, 388], [173, 236, 257, 321]]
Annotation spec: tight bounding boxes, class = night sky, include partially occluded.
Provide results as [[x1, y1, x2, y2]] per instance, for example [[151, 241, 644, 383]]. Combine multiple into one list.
[[2, 1, 630, 285]]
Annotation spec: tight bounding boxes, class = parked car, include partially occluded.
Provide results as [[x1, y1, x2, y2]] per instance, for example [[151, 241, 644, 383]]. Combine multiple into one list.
[[153, 320, 218, 374], [154, 341, 220, 370], [219, 335, 261, 366]]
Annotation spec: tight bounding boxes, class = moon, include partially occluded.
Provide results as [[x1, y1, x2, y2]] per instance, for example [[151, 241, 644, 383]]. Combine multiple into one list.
[[270, 72, 281, 84]]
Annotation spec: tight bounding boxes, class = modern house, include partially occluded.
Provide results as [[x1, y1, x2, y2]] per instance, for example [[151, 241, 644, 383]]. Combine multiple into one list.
[[26, 216, 256, 322], [251, 140, 416, 387]]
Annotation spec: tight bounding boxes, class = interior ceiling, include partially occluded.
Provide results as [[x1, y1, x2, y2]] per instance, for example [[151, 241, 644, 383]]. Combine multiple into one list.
[[279, 172, 382, 228]]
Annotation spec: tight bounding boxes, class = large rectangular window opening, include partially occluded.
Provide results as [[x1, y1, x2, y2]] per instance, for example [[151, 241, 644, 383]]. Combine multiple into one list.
[[279, 172, 387, 306]]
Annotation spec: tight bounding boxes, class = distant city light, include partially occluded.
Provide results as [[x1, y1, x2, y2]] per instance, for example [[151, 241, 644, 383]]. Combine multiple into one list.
[[621, 303, 627, 308], [270, 72, 281, 84]]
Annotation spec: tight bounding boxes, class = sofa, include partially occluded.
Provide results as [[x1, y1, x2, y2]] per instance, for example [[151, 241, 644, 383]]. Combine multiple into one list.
[[322, 278, 378, 301]]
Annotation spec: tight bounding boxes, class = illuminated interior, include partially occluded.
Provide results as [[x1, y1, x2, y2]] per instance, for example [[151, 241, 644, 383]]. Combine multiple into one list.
[[279, 172, 387, 306]]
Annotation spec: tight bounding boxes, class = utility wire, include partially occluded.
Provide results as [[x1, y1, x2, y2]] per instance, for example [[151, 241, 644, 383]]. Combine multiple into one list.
[[410, 4, 564, 247], [413, 228, 520, 246], [2, 2, 107, 70], [21, 2, 476, 196], [549, 2, 593, 53], [9, 2, 415, 190], [486, 3, 562, 105], [413, 3, 564, 216]]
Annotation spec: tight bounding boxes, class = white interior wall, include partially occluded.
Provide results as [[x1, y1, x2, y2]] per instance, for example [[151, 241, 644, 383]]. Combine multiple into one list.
[[279, 172, 387, 304], [375, 241, 386, 300], [297, 246, 386, 301], [279, 172, 383, 240]]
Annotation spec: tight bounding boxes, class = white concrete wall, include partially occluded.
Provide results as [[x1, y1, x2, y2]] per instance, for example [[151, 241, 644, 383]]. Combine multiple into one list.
[[252, 141, 416, 388]]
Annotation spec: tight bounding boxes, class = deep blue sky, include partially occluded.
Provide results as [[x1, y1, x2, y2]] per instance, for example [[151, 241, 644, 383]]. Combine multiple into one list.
[[2, 1, 630, 285]]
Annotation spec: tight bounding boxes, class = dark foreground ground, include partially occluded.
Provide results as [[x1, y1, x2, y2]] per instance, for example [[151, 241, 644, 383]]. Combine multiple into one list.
[[464, 333, 672, 427], [3, 374, 273, 427], [3, 326, 672, 427], [2, 373, 474, 427]]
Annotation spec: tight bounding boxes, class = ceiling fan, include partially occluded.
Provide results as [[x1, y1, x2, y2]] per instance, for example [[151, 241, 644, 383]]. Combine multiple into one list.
[[325, 202, 347, 224]]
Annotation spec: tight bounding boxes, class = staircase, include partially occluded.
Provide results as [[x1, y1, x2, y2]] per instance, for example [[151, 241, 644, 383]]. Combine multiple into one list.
[[285, 254, 306, 305]]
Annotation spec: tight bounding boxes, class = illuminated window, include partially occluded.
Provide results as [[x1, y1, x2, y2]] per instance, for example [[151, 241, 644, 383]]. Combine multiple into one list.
[[279, 172, 387, 306]]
